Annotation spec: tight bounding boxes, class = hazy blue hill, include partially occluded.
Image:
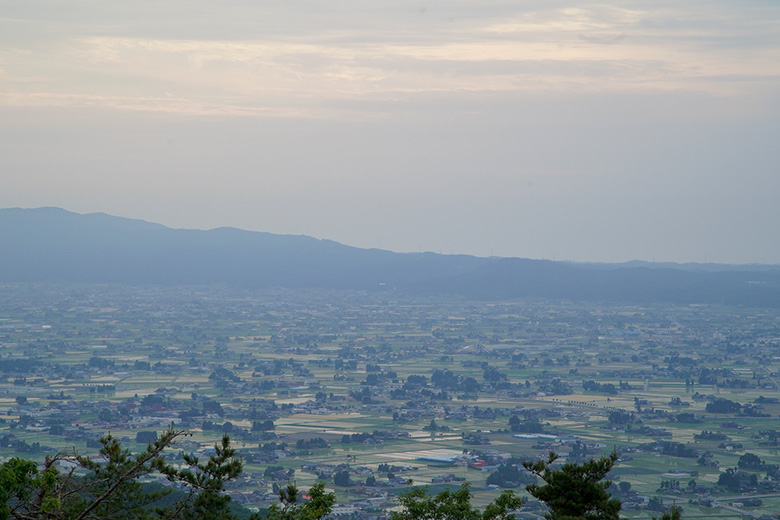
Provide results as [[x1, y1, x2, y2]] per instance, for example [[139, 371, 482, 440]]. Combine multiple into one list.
[[0, 207, 490, 288], [2, 207, 780, 306], [441, 259, 780, 306]]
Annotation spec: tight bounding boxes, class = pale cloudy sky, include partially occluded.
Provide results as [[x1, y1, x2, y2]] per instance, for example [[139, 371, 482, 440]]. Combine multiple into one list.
[[2, 1, 779, 263]]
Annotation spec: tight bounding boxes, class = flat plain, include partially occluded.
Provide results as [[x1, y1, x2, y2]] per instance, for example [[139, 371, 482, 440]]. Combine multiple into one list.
[[1, 284, 779, 519]]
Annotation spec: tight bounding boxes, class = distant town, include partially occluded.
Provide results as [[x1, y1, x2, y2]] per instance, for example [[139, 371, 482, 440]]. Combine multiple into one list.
[[2, 284, 780, 518]]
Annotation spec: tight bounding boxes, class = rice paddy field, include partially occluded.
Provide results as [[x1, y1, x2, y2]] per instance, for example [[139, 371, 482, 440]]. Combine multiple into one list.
[[1, 284, 780, 518]]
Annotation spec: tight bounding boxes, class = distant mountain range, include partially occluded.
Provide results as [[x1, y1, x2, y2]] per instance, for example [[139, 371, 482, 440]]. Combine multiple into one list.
[[2, 207, 780, 307]]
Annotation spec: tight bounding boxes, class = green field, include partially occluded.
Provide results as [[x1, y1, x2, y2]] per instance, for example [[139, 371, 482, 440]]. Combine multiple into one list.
[[1, 284, 780, 518]]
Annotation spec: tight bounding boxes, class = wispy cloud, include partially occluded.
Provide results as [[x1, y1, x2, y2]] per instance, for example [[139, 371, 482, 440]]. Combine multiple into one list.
[[0, 2, 778, 116], [0, 92, 317, 117]]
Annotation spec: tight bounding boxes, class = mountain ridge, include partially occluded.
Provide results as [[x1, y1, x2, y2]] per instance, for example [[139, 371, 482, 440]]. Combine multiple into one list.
[[2, 207, 779, 306]]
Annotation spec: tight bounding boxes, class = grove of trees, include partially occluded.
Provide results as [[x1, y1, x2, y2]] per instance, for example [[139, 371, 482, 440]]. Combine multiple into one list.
[[0, 431, 684, 520]]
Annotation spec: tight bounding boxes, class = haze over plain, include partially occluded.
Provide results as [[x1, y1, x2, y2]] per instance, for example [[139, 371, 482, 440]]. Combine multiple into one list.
[[1, 1, 779, 264]]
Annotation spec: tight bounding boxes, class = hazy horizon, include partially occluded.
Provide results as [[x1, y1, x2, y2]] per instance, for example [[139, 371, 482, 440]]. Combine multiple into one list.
[[2, 1, 779, 264], [5, 205, 780, 268]]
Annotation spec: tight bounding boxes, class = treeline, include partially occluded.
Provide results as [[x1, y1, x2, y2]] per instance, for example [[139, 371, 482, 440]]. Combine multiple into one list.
[[0, 429, 685, 520]]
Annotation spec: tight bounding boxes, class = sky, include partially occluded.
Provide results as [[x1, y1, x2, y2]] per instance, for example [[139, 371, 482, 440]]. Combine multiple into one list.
[[1, 1, 779, 264]]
